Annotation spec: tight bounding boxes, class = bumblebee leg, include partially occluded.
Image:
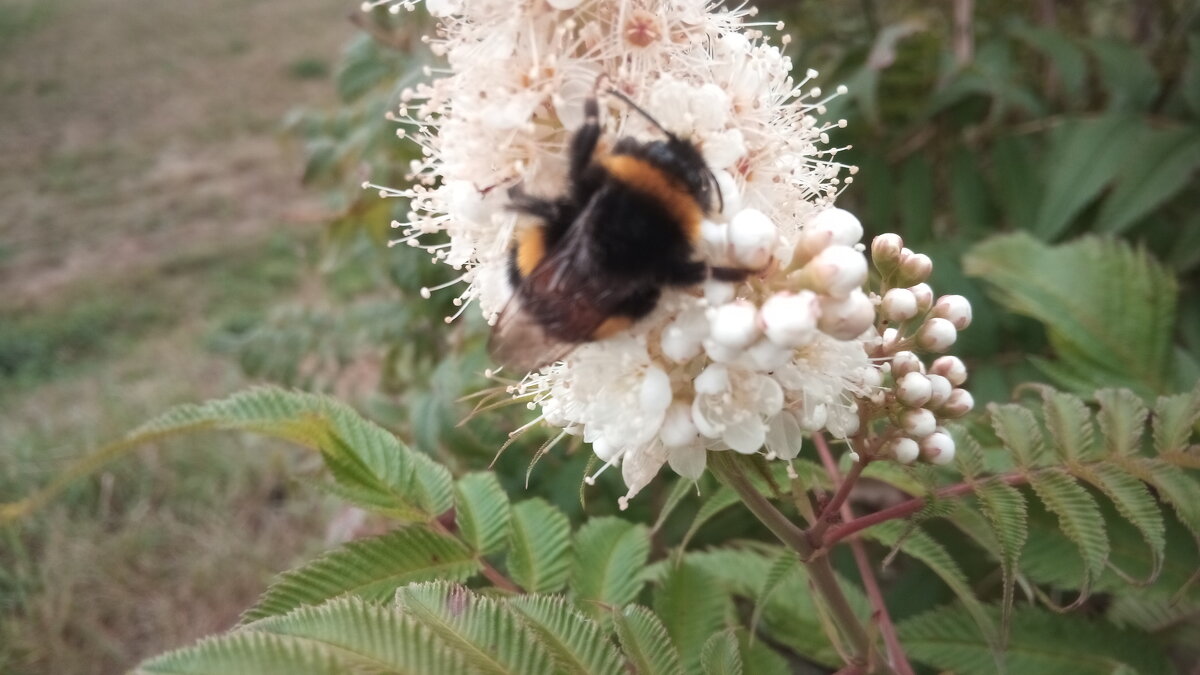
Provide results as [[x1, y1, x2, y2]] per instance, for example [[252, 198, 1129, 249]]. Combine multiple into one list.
[[569, 95, 601, 182]]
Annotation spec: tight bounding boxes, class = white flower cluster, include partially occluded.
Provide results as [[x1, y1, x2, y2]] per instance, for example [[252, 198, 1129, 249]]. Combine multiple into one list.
[[368, 0, 973, 506]]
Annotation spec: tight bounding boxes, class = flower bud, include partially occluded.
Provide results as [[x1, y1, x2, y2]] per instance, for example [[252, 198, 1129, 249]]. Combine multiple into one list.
[[920, 431, 956, 465], [806, 245, 868, 298], [891, 350, 924, 377], [909, 283, 934, 312], [896, 371, 932, 407], [712, 170, 742, 220], [881, 288, 918, 322], [818, 289, 874, 340], [887, 437, 920, 464], [700, 219, 729, 259], [729, 208, 777, 269], [639, 366, 673, 413], [694, 363, 730, 394], [660, 402, 700, 447], [761, 291, 820, 347], [941, 388, 974, 418], [808, 208, 863, 247], [900, 408, 937, 438], [917, 318, 957, 353], [895, 252, 932, 286], [929, 355, 967, 386], [933, 294, 972, 330], [661, 309, 708, 362], [926, 374, 952, 408], [745, 338, 793, 371], [704, 279, 736, 305], [709, 300, 761, 348], [871, 233, 904, 272]]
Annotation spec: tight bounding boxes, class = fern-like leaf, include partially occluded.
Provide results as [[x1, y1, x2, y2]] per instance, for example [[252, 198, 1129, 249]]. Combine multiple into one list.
[[506, 499, 571, 593], [973, 478, 1027, 634], [987, 403, 1047, 468], [135, 631, 344, 675], [1151, 386, 1200, 456], [1028, 470, 1110, 598], [396, 582, 554, 675], [654, 562, 731, 673], [1041, 390, 1097, 462], [1070, 463, 1165, 584], [507, 595, 624, 675], [679, 486, 740, 550], [569, 517, 651, 620], [241, 527, 479, 623], [455, 472, 512, 555], [700, 631, 743, 675], [612, 604, 684, 675], [1095, 388, 1148, 456]]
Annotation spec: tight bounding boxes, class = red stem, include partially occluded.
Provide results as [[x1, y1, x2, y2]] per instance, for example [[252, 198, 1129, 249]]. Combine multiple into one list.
[[814, 434, 916, 675]]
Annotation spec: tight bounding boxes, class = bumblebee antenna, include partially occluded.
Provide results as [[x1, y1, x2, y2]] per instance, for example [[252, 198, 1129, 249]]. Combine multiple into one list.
[[602, 86, 726, 214]]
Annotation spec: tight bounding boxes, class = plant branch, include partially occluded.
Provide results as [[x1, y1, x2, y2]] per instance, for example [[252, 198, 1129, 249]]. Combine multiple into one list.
[[431, 509, 522, 593], [814, 435, 915, 675], [709, 452, 872, 668]]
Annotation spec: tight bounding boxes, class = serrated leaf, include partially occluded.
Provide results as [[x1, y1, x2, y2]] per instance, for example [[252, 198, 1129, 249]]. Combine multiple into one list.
[[1095, 388, 1148, 456], [1152, 387, 1200, 455], [900, 605, 1172, 675], [507, 595, 624, 675], [680, 486, 740, 550], [1131, 458, 1200, 539], [734, 629, 790, 675], [410, 451, 454, 516], [1032, 116, 1142, 239], [613, 604, 684, 675], [1041, 390, 1096, 462], [570, 517, 651, 620], [136, 631, 344, 675], [701, 631, 742, 675], [988, 402, 1046, 468], [1095, 128, 1200, 235], [867, 521, 995, 645], [396, 582, 554, 675], [749, 551, 797, 637], [242, 527, 480, 623], [455, 473, 511, 555], [507, 499, 571, 593], [654, 562, 730, 673], [965, 234, 1177, 397], [1071, 463, 1165, 583], [973, 479, 1027, 634], [652, 477, 697, 534], [1028, 470, 1109, 590], [952, 427, 985, 479]]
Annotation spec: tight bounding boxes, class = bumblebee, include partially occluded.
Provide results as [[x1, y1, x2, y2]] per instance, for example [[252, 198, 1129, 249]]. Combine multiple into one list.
[[490, 88, 747, 370]]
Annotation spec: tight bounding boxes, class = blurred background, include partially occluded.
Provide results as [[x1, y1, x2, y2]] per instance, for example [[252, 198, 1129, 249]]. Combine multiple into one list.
[[1, 0, 1197, 673]]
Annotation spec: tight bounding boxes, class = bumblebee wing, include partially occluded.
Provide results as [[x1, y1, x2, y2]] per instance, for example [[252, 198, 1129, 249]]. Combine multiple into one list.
[[488, 295, 581, 373]]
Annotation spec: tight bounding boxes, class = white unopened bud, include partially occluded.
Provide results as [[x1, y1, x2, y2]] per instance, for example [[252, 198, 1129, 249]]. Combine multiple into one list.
[[930, 355, 968, 386], [900, 408, 937, 438], [917, 318, 957, 352], [710, 300, 760, 348], [745, 338, 793, 371], [703, 339, 742, 363], [808, 208, 863, 247], [871, 233, 904, 271], [729, 208, 777, 268], [660, 402, 700, 447], [881, 288, 919, 322], [761, 291, 820, 347], [700, 220, 730, 259], [933, 294, 972, 330], [941, 388, 975, 418], [806, 245, 868, 298], [694, 363, 730, 395], [711, 170, 742, 219], [661, 309, 708, 362], [887, 437, 920, 464], [909, 283, 934, 312], [920, 432, 956, 465], [891, 351, 924, 377], [926, 374, 952, 408], [704, 279, 736, 305], [639, 366, 673, 413], [896, 252, 933, 286], [818, 289, 875, 340], [547, 0, 584, 9], [896, 371, 933, 407]]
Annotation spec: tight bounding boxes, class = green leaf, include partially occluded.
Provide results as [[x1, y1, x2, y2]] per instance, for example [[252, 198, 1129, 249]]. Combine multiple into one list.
[[410, 451, 454, 516], [570, 517, 651, 620], [507, 499, 571, 593], [899, 154, 934, 241], [1040, 390, 1096, 462], [734, 630, 790, 675], [680, 486, 740, 550], [1185, 35, 1200, 117], [242, 527, 480, 623], [652, 477, 698, 534], [1028, 470, 1109, 591], [613, 605, 684, 675], [990, 134, 1043, 230], [396, 582, 554, 674], [987, 402, 1046, 468], [965, 234, 1178, 396], [1071, 463, 1165, 583], [1087, 38, 1160, 112], [901, 605, 1172, 674], [973, 479, 1027, 633], [136, 632, 344, 675], [1095, 128, 1200, 235], [1095, 388, 1149, 456], [1008, 22, 1087, 106], [507, 595, 624, 675], [1151, 387, 1200, 455], [866, 521, 995, 645], [1131, 458, 1200, 539], [949, 148, 995, 236], [700, 631, 742, 675], [749, 551, 798, 637], [1032, 116, 1142, 239], [455, 472, 512, 555], [654, 562, 730, 673]]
